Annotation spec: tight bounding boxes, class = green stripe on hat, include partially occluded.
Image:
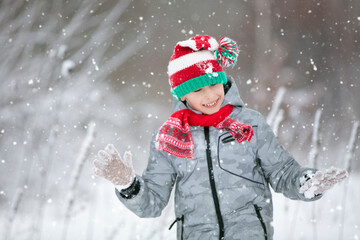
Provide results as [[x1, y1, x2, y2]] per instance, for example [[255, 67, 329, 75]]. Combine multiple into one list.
[[171, 72, 227, 100]]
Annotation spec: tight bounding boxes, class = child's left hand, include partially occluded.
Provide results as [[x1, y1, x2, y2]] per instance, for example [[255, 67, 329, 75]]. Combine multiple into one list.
[[299, 167, 348, 199]]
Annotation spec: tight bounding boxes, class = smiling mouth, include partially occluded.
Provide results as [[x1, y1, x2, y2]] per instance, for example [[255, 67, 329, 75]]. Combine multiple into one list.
[[203, 98, 219, 108]]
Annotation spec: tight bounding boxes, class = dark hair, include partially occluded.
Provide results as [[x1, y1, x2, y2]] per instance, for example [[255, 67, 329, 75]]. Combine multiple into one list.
[[223, 80, 232, 94]]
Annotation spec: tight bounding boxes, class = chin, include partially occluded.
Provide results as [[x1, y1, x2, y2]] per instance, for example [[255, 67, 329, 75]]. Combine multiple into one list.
[[202, 106, 221, 115]]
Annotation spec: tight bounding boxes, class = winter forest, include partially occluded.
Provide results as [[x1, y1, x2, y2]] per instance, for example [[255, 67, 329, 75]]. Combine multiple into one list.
[[0, 0, 359, 239]]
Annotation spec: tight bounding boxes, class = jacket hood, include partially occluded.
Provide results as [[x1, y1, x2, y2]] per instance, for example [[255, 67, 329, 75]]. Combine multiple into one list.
[[171, 75, 245, 113]]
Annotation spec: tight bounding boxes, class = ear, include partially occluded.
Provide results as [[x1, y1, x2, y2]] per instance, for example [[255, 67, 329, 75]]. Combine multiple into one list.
[[180, 96, 186, 101]]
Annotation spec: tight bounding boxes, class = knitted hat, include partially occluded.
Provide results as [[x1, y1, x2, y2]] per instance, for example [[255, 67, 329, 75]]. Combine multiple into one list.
[[168, 35, 239, 100]]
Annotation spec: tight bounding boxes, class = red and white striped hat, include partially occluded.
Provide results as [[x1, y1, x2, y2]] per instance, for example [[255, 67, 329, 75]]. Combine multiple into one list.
[[168, 35, 239, 100]]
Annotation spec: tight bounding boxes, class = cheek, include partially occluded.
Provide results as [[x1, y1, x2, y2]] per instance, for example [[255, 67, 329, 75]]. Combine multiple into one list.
[[186, 95, 202, 107], [217, 88, 224, 98], [194, 96, 203, 106]]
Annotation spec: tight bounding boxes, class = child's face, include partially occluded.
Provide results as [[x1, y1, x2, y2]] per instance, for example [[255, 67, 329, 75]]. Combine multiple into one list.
[[180, 83, 225, 115]]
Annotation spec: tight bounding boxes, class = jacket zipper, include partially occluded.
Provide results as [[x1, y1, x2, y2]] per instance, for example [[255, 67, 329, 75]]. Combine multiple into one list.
[[254, 204, 268, 240], [204, 127, 225, 240], [169, 215, 184, 240]]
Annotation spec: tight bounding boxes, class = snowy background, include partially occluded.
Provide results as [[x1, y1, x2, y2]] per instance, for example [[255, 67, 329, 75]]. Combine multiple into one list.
[[0, 0, 359, 239]]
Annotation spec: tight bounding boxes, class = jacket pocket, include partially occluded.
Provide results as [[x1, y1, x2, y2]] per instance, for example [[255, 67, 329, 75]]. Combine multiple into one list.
[[254, 204, 268, 240], [217, 131, 263, 185], [222, 135, 236, 143], [169, 215, 184, 240]]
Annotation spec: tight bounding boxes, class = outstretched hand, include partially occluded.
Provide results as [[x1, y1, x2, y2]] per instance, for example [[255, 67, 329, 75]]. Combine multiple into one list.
[[300, 167, 348, 199], [93, 144, 135, 189]]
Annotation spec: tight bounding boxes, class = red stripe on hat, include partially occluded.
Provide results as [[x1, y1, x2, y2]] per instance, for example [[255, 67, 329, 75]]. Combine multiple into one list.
[[169, 60, 223, 88], [170, 46, 195, 61], [193, 35, 212, 50]]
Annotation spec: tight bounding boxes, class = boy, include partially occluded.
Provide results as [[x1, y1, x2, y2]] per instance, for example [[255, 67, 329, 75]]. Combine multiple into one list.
[[94, 35, 348, 240]]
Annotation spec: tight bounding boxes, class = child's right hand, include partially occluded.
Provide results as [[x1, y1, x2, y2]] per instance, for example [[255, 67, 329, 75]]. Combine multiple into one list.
[[93, 144, 135, 189]]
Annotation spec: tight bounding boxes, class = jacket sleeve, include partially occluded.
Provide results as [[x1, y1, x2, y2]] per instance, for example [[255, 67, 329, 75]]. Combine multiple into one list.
[[255, 113, 321, 201], [115, 134, 177, 217]]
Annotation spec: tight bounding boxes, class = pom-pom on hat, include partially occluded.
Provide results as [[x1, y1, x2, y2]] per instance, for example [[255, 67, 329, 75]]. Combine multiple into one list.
[[168, 35, 239, 100]]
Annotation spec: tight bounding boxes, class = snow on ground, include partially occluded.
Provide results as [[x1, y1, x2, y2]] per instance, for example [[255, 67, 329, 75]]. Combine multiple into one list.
[[2, 174, 359, 240]]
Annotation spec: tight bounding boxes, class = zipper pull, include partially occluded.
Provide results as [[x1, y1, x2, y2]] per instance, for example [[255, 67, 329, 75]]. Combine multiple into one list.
[[254, 204, 262, 211], [169, 216, 184, 230]]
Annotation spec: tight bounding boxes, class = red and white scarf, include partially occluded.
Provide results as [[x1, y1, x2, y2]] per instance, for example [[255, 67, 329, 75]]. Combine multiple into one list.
[[156, 105, 253, 158]]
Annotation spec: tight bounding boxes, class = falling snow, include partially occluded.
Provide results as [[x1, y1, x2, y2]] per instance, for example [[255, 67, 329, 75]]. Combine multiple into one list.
[[0, 1, 359, 240], [310, 58, 318, 71]]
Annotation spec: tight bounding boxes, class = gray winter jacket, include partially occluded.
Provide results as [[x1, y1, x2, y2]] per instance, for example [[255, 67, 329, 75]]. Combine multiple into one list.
[[116, 77, 320, 240]]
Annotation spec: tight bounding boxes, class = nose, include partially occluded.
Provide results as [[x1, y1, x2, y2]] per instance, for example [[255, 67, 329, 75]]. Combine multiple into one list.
[[202, 86, 215, 100]]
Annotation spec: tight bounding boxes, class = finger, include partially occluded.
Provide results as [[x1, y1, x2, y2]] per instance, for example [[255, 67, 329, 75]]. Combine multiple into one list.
[[336, 169, 348, 179], [98, 150, 111, 163], [314, 187, 325, 195], [105, 144, 115, 153], [93, 159, 107, 170], [93, 166, 105, 177], [325, 167, 345, 178], [315, 176, 346, 195], [302, 185, 318, 199], [315, 180, 336, 194], [123, 151, 133, 167], [313, 171, 324, 181], [105, 144, 121, 161], [330, 171, 348, 185], [299, 185, 307, 193], [324, 168, 348, 183], [299, 180, 312, 193], [325, 167, 337, 175]]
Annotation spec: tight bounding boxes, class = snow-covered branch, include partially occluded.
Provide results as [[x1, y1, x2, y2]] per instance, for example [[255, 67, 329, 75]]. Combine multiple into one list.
[[62, 122, 96, 240], [344, 121, 359, 172], [3, 189, 24, 240], [267, 87, 286, 132], [308, 109, 322, 169], [273, 109, 284, 137], [267, 87, 286, 127], [338, 120, 359, 240]]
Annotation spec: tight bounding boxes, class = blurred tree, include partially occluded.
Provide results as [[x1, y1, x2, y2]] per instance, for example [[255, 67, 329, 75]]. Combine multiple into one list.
[[0, 0, 155, 239]]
